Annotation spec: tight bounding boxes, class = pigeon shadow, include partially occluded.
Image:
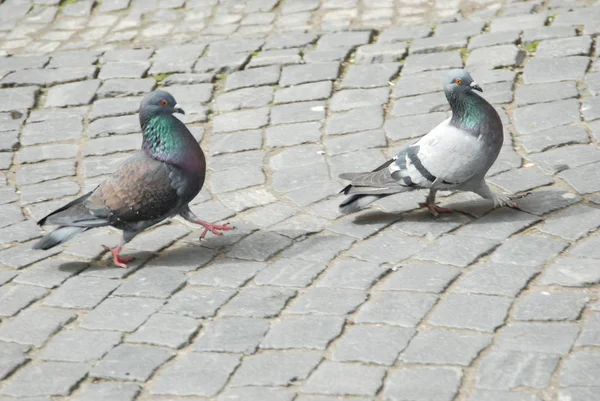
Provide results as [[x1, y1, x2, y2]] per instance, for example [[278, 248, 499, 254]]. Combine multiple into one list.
[[352, 210, 404, 225]]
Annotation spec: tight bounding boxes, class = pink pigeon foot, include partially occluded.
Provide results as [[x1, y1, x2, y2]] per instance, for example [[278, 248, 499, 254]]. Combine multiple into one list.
[[102, 245, 135, 268]]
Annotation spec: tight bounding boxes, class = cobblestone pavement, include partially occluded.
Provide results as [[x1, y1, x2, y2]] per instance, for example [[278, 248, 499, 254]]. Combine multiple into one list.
[[1, 0, 600, 400]]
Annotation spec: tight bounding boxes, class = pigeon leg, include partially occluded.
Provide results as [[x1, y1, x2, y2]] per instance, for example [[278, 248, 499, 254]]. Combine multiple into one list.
[[179, 206, 234, 239], [102, 244, 135, 268], [194, 220, 235, 239], [418, 189, 452, 217]]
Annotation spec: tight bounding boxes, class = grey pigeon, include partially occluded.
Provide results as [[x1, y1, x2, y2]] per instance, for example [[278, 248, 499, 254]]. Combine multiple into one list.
[[339, 69, 522, 216], [33, 90, 233, 268]]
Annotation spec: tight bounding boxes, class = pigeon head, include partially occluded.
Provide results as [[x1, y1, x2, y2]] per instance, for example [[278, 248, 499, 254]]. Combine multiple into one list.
[[445, 69, 482, 93], [140, 90, 185, 115]]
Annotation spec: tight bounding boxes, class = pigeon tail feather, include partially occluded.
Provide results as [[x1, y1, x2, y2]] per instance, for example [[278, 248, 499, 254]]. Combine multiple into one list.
[[32, 226, 87, 250], [339, 194, 389, 215]]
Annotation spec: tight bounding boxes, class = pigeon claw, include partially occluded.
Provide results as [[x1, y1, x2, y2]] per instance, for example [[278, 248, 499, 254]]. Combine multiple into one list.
[[418, 202, 453, 217], [102, 245, 134, 269], [196, 221, 235, 240]]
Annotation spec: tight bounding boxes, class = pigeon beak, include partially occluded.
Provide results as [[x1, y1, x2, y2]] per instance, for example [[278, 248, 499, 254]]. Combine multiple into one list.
[[174, 104, 185, 114], [470, 82, 483, 92]]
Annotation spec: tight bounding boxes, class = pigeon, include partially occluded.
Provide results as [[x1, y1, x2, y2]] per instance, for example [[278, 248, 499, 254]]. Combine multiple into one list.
[[33, 90, 233, 268], [339, 69, 522, 216]]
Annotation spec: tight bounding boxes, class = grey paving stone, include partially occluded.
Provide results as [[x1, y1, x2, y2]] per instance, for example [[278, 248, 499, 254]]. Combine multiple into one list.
[[514, 291, 587, 322], [383, 367, 462, 401], [559, 349, 600, 387], [570, 235, 600, 259], [39, 329, 121, 362], [495, 322, 579, 354], [515, 98, 580, 135], [557, 387, 597, 401], [193, 317, 268, 354], [253, 258, 325, 287], [303, 361, 385, 396], [340, 63, 400, 88], [261, 315, 344, 350], [99, 61, 149, 79], [410, 35, 467, 55], [467, 390, 542, 401], [401, 329, 492, 366], [0, 361, 88, 397], [428, 293, 512, 332], [303, 47, 352, 63], [391, 91, 447, 116], [263, 32, 318, 49], [88, 96, 141, 122], [90, 343, 173, 382], [490, 235, 568, 267], [324, 130, 386, 157], [453, 262, 539, 297], [69, 382, 140, 401], [271, 101, 325, 125], [539, 205, 600, 241], [522, 25, 576, 44], [79, 296, 163, 332], [459, 208, 541, 240], [518, 125, 589, 153], [318, 30, 372, 48], [331, 324, 414, 365], [380, 263, 460, 294], [523, 57, 589, 84], [582, 95, 600, 122], [355, 42, 407, 63], [210, 130, 262, 155], [490, 13, 547, 32], [265, 121, 322, 147], [248, 49, 302, 68], [527, 145, 600, 174], [16, 159, 76, 185], [476, 351, 560, 390], [212, 107, 269, 133], [330, 88, 389, 112], [274, 81, 332, 104], [467, 45, 525, 68], [188, 259, 265, 288], [469, 30, 520, 50], [21, 116, 83, 145], [44, 79, 99, 108], [0, 284, 48, 317], [151, 352, 240, 396], [127, 313, 199, 349], [282, 234, 356, 262], [378, 25, 431, 43], [287, 288, 366, 315], [0, 342, 29, 381], [385, 112, 447, 141], [215, 86, 273, 112], [559, 161, 600, 194], [326, 105, 384, 135], [539, 256, 600, 287], [1, 66, 96, 87], [577, 313, 600, 346], [346, 228, 427, 264], [314, 257, 387, 290], [113, 267, 186, 299], [0, 271, 16, 286], [403, 51, 462, 75], [218, 387, 295, 401], [97, 78, 156, 98], [224, 65, 280, 92], [220, 286, 296, 318], [42, 276, 118, 309], [536, 35, 593, 58], [87, 115, 138, 138], [230, 350, 322, 387], [162, 286, 235, 318], [162, 73, 214, 86], [226, 231, 293, 261], [194, 51, 251, 74], [0, 307, 75, 347], [279, 62, 339, 87], [414, 234, 498, 268], [149, 44, 206, 75], [354, 291, 437, 327]]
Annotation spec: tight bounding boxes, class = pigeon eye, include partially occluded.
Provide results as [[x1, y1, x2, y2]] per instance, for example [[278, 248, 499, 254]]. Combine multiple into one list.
[[159, 100, 168, 106], [455, 78, 462, 85]]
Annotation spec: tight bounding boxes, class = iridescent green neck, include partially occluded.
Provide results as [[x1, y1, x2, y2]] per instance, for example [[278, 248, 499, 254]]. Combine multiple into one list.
[[447, 90, 488, 133], [142, 115, 184, 158]]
